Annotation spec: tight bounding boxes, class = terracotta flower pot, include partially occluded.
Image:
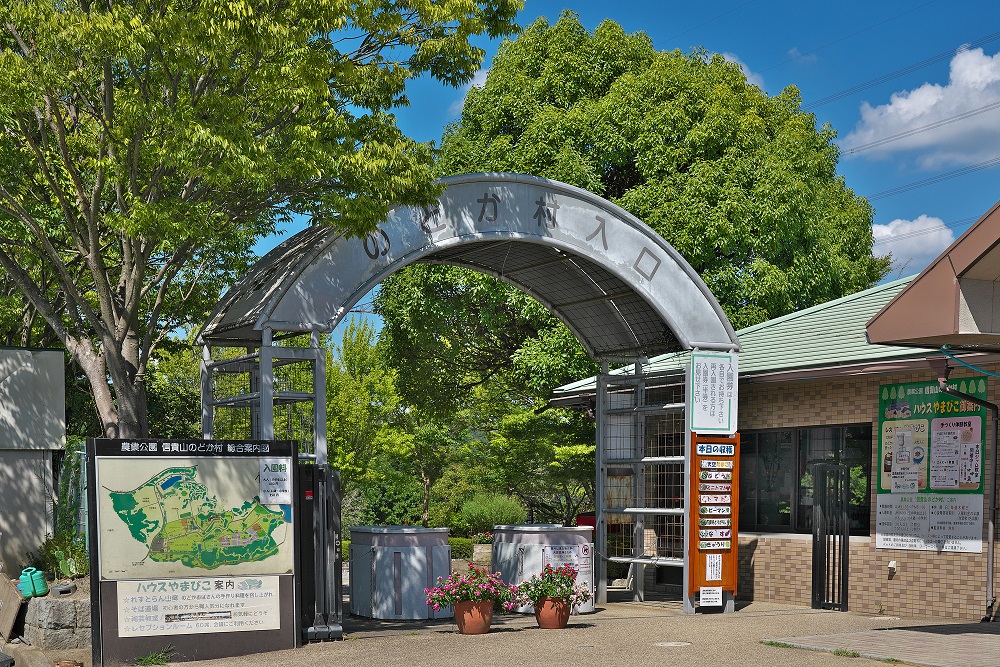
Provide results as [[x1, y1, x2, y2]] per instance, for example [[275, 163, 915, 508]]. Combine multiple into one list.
[[533, 596, 570, 629], [454, 599, 494, 634]]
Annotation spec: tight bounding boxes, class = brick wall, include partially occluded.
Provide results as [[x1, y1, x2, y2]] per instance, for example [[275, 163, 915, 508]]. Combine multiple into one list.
[[736, 365, 999, 621]]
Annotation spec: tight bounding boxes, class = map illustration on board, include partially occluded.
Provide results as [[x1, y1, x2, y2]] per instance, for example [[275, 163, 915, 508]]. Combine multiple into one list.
[[97, 458, 293, 579]]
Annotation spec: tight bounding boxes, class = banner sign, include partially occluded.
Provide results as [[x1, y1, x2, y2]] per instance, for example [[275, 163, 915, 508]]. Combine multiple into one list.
[[690, 351, 738, 435], [876, 380, 986, 553], [688, 433, 740, 599]]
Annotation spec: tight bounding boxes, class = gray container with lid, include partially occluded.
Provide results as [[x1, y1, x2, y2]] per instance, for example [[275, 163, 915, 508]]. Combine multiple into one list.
[[348, 526, 452, 619], [492, 524, 595, 614]]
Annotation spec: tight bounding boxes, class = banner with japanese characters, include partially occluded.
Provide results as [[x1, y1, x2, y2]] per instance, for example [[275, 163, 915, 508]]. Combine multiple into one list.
[[876, 379, 987, 553], [117, 576, 281, 637], [689, 350, 738, 435]]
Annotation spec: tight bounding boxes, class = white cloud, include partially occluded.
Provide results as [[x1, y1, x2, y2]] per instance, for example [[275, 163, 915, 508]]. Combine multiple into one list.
[[843, 47, 1000, 167], [721, 52, 764, 89], [872, 214, 955, 275], [787, 47, 817, 64], [448, 68, 490, 118]]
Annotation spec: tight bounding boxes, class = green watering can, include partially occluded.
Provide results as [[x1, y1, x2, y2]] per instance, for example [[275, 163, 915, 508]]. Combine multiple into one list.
[[19, 567, 48, 597]]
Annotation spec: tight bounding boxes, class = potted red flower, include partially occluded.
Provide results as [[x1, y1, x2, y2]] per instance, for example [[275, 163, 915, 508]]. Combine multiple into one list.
[[515, 564, 591, 629], [425, 563, 518, 634]]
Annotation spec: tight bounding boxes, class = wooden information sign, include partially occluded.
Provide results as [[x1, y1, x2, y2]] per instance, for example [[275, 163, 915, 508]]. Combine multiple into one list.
[[688, 432, 740, 601]]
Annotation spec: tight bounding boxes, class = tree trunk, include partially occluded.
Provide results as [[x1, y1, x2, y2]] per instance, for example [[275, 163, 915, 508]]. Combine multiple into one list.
[[71, 338, 148, 439], [421, 475, 431, 528]]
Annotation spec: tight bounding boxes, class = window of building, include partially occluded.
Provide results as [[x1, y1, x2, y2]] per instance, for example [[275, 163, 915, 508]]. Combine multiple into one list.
[[739, 424, 871, 535]]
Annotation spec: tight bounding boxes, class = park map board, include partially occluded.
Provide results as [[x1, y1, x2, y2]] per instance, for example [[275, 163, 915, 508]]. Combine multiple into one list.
[[98, 456, 293, 579], [88, 439, 298, 665]]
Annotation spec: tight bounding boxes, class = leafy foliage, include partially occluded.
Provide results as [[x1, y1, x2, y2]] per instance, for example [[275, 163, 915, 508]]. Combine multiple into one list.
[[437, 11, 889, 329], [458, 493, 527, 534], [480, 408, 595, 525], [326, 318, 403, 494], [0, 0, 522, 436], [25, 531, 88, 580]]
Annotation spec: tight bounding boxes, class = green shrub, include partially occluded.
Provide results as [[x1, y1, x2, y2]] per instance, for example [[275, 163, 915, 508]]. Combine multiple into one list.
[[448, 537, 473, 560], [459, 493, 527, 534], [25, 532, 89, 580]]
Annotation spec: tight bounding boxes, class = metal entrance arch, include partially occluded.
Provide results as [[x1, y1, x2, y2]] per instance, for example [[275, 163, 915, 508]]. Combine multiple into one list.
[[197, 173, 740, 616], [198, 173, 738, 450]]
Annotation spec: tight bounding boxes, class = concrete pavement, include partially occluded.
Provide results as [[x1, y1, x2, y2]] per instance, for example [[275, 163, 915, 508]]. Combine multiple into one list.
[[7, 589, 997, 667]]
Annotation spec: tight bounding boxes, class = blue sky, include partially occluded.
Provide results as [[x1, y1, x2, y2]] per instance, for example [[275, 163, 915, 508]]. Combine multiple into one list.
[[256, 0, 1000, 335]]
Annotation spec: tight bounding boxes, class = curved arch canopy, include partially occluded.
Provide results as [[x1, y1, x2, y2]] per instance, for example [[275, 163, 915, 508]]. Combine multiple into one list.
[[199, 174, 739, 359]]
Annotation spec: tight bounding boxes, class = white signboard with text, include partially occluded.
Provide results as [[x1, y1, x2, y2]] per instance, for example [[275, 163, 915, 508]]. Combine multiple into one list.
[[876, 494, 983, 553], [690, 351, 738, 435]]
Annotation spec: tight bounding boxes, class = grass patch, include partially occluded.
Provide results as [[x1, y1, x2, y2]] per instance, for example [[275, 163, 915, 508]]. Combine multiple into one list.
[[760, 640, 796, 649], [833, 648, 861, 658], [133, 645, 174, 666]]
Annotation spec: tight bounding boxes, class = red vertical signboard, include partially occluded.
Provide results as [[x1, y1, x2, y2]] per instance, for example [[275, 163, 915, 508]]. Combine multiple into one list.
[[688, 433, 740, 604]]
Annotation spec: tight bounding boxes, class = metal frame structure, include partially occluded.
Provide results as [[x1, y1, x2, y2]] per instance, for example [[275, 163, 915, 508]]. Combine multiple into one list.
[[595, 363, 693, 608], [197, 173, 741, 621]]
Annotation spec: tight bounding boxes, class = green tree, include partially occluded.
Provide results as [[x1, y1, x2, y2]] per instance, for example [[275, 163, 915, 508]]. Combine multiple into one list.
[[481, 408, 595, 525], [0, 0, 521, 438], [326, 318, 402, 495], [374, 264, 597, 417], [436, 12, 889, 329]]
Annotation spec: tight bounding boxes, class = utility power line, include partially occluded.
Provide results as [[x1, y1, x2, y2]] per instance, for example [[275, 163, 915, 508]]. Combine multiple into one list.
[[868, 155, 1000, 200], [803, 30, 1000, 110], [845, 100, 1000, 154], [760, 0, 939, 73], [873, 216, 978, 244]]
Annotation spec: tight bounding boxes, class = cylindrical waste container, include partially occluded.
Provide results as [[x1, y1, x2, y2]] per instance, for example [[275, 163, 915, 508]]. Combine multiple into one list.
[[348, 527, 452, 619], [492, 525, 595, 614]]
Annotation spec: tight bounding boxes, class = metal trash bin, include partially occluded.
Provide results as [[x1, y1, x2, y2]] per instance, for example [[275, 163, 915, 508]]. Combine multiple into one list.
[[348, 527, 452, 619], [492, 525, 595, 613]]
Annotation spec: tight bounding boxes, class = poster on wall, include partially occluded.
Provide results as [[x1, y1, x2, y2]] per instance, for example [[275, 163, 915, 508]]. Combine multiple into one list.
[[876, 379, 987, 553]]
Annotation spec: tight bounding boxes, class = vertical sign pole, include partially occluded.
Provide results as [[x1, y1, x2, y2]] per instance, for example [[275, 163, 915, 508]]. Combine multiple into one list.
[[311, 331, 328, 466], [595, 361, 609, 605], [201, 345, 213, 439], [633, 361, 645, 602], [260, 329, 275, 440], [683, 359, 695, 614]]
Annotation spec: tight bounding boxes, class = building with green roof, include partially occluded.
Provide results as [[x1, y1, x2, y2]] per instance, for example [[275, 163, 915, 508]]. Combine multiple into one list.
[[552, 276, 1000, 622]]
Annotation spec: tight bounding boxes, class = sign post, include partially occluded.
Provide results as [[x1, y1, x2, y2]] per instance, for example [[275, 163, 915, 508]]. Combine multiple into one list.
[[688, 433, 740, 612], [87, 439, 299, 665]]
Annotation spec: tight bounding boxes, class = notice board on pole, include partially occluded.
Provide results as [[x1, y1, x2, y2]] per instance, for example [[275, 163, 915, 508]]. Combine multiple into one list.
[[875, 379, 987, 553], [87, 438, 299, 665], [689, 350, 738, 435], [688, 433, 740, 603]]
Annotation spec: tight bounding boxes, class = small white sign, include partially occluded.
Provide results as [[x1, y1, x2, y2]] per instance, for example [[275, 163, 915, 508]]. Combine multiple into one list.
[[696, 443, 735, 456], [699, 471, 732, 480], [705, 554, 723, 581], [699, 540, 731, 550], [701, 459, 734, 469], [698, 529, 732, 539], [259, 458, 292, 504], [699, 494, 731, 504], [698, 518, 731, 527], [699, 505, 731, 515], [698, 483, 732, 492], [700, 586, 723, 606], [690, 351, 738, 435]]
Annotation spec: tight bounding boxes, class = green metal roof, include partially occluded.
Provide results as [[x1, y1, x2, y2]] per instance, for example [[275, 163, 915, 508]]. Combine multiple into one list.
[[554, 276, 927, 395]]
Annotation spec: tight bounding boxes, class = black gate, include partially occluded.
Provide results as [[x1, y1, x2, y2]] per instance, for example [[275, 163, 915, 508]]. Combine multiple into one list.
[[812, 463, 849, 610]]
